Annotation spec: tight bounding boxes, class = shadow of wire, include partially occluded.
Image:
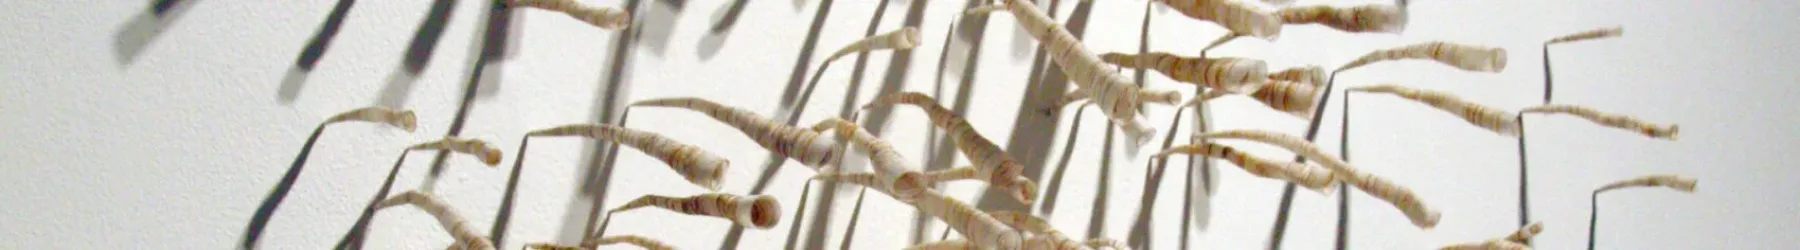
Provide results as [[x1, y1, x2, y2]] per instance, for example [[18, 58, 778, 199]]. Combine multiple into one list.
[[115, 0, 199, 65], [401, 0, 456, 75], [237, 125, 325, 249], [990, 0, 1091, 214]]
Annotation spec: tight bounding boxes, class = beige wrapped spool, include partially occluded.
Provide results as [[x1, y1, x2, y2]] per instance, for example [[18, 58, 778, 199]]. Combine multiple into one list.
[[826, 27, 923, 63], [1339, 41, 1507, 73], [376, 191, 495, 250], [324, 107, 418, 131], [631, 97, 845, 169], [528, 124, 730, 190], [1521, 104, 1678, 140], [1099, 52, 1269, 94], [509, 0, 630, 30], [1278, 4, 1408, 34], [611, 193, 782, 229], [407, 137, 504, 166], [1350, 84, 1521, 137]]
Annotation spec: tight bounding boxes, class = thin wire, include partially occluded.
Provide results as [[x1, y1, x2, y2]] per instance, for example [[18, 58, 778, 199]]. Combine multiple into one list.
[[1587, 191, 1599, 250], [1268, 71, 1340, 250], [1334, 93, 1351, 250]]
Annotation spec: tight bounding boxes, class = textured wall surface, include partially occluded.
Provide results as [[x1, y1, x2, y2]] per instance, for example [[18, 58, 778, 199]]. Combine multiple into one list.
[[1, 0, 1796, 249]]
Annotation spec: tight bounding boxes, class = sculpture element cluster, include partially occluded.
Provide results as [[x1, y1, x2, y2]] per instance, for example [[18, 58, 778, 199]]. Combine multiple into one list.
[[240, 0, 1696, 249]]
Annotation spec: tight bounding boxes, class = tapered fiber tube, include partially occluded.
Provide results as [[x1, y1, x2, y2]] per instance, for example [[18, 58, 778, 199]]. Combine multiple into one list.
[[407, 137, 504, 166], [510, 0, 631, 30], [1350, 84, 1521, 137], [1546, 26, 1623, 45], [865, 92, 1035, 205], [1440, 239, 1531, 250], [1596, 174, 1697, 193], [1197, 130, 1440, 228], [1339, 41, 1507, 73], [1099, 52, 1268, 94], [1248, 80, 1324, 119], [525, 235, 675, 250], [631, 97, 845, 169], [528, 124, 729, 190], [1521, 104, 1678, 140], [376, 191, 495, 250], [1269, 65, 1327, 86], [324, 107, 418, 131], [1277, 4, 1408, 34], [1153, 0, 1283, 39], [611, 193, 782, 229], [1154, 142, 1336, 192], [976, 0, 1178, 151], [826, 27, 924, 63], [815, 118, 930, 203]]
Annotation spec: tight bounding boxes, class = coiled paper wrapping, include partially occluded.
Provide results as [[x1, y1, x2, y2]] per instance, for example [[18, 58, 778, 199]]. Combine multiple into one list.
[[826, 27, 923, 63], [1153, 0, 1284, 39], [1351, 84, 1521, 137], [1269, 65, 1327, 86], [1277, 4, 1408, 34], [1521, 104, 1678, 140], [510, 0, 631, 30], [528, 124, 730, 190], [1154, 142, 1337, 192], [1197, 130, 1440, 228], [377, 191, 495, 250], [525, 235, 675, 250], [1248, 80, 1324, 119], [977, 0, 1179, 151], [612, 193, 782, 229], [408, 137, 504, 166], [1595, 174, 1697, 193], [1099, 52, 1268, 94], [1546, 26, 1623, 45], [1339, 41, 1507, 73], [866, 92, 1036, 205], [632, 97, 845, 169], [324, 107, 418, 131]]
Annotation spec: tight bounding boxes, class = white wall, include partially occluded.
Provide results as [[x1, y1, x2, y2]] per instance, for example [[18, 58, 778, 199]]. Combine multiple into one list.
[[2, 0, 1796, 249]]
